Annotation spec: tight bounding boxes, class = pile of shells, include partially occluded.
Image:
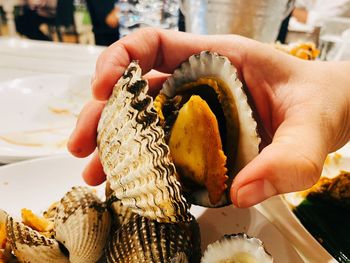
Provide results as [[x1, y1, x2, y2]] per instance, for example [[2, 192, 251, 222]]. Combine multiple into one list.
[[4, 187, 111, 263]]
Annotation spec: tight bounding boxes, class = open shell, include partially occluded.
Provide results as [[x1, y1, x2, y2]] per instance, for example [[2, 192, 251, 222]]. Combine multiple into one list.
[[6, 216, 69, 263], [106, 213, 201, 263], [97, 63, 191, 223], [54, 186, 111, 263], [160, 51, 260, 207], [201, 233, 272, 263]]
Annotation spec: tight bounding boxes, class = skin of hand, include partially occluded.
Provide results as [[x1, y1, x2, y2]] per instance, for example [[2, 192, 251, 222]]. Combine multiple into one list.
[[68, 28, 350, 208], [292, 7, 308, 24], [105, 6, 120, 29]]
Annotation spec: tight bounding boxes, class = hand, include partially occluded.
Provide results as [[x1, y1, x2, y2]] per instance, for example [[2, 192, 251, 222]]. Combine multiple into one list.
[[68, 28, 350, 207]]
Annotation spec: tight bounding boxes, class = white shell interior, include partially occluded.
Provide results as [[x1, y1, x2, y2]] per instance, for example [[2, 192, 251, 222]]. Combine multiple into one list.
[[201, 234, 273, 263]]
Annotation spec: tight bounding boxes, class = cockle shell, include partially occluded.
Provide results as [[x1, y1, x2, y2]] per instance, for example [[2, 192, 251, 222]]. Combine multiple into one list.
[[160, 51, 260, 207], [54, 186, 111, 263], [6, 216, 69, 263], [201, 233, 273, 263], [97, 63, 191, 223], [105, 213, 201, 263]]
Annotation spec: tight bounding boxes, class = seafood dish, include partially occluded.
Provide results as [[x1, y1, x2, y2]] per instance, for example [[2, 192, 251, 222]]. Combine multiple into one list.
[[1, 187, 111, 263], [1, 51, 273, 262], [292, 172, 350, 262]]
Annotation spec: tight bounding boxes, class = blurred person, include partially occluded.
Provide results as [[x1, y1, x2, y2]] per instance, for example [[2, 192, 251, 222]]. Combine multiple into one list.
[[85, 0, 120, 46], [15, 0, 58, 41], [292, 0, 350, 29]]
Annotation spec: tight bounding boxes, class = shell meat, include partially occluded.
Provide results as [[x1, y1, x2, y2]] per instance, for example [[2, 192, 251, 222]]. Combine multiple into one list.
[[201, 233, 273, 263], [155, 51, 260, 207], [55, 186, 111, 263], [6, 216, 69, 263], [97, 62, 191, 223], [106, 213, 201, 263]]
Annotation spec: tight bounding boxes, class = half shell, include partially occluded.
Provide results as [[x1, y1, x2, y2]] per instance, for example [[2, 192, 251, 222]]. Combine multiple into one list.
[[106, 213, 201, 263], [6, 216, 69, 263], [54, 186, 111, 263], [201, 233, 272, 263], [97, 62, 191, 223], [159, 51, 260, 207]]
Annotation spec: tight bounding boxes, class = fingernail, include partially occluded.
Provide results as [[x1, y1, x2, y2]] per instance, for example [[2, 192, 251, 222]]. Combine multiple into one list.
[[236, 179, 277, 208]]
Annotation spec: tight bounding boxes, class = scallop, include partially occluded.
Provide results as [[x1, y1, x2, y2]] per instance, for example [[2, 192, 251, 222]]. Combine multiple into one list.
[[6, 216, 69, 263], [54, 186, 111, 263], [97, 62, 191, 223], [156, 51, 260, 207], [201, 233, 273, 263], [106, 213, 201, 263]]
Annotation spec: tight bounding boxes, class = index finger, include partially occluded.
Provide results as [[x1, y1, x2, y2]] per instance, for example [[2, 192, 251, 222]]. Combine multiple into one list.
[[92, 28, 246, 100]]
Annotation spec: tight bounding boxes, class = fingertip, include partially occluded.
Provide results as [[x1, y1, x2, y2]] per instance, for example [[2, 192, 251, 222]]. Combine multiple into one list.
[[82, 152, 106, 186], [68, 100, 106, 158], [92, 43, 131, 101], [67, 133, 87, 158]]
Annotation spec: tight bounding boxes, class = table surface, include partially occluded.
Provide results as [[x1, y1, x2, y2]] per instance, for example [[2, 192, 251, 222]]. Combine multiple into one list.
[[0, 37, 104, 82]]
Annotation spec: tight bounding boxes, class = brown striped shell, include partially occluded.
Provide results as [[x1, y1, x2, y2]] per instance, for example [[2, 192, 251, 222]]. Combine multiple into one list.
[[105, 213, 201, 263], [97, 62, 191, 223], [6, 216, 69, 263], [54, 186, 111, 263]]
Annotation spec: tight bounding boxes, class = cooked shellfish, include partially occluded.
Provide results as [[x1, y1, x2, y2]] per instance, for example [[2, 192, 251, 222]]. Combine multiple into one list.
[[55, 186, 111, 263], [6, 216, 69, 263], [97, 63, 191, 223], [157, 51, 260, 206], [106, 213, 201, 263], [201, 233, 273, 263]]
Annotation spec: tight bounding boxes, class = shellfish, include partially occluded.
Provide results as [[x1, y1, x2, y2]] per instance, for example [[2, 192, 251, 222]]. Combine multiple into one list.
[[157, 51, 260, 206], [105, 213, 201, 263], [98, 51, 260, 216], [6, 216, 69, 263], [97, 63, 191, 223], [55, 186, 111, 263], [201, 233, 273, 263], [4, 186, 111, 263]]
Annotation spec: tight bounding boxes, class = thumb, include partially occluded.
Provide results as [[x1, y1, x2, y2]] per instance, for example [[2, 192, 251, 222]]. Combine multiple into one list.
[[230, 121, 328, 208]]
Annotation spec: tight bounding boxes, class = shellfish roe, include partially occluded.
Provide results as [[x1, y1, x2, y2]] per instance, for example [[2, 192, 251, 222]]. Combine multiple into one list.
[[0, 223, 6, 249], [21, 208, 54, 233], [169, 95, 228, 204]]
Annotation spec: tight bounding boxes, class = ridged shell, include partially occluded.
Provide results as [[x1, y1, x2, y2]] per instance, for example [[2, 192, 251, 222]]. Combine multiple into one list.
[[6, 216, 69, 263], [0, 209, 7, 224], [97, 62, 191, 223], [107, 196, 134, 228], [54, 186, 111, 263], [201, 233, 273, 263], [106, 213, 201, 263], [161, 51, 260, 207]]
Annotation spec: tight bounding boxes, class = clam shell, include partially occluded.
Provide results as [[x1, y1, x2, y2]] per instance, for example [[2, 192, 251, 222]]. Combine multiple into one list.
[[107, 196, 134, 228], [97, 62, 191, 223], [161, 51, 260, 207], [106, 213, 201, 263], [6, 216, 69, 263], [201, 233, 273, 263], [54, 186, 111, 263]]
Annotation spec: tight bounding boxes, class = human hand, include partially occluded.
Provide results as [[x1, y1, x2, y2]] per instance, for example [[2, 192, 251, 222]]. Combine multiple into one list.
[[68, 28, 350, 207]]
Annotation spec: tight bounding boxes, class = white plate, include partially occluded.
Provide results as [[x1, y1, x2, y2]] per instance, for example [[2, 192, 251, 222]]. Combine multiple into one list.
[[258, 143, 350, 263], [0, 155, 303, 262], [0, 74, 91, 163]]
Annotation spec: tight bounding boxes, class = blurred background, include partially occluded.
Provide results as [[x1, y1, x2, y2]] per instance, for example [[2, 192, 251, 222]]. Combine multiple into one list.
[[0, 0, 349, 60]]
